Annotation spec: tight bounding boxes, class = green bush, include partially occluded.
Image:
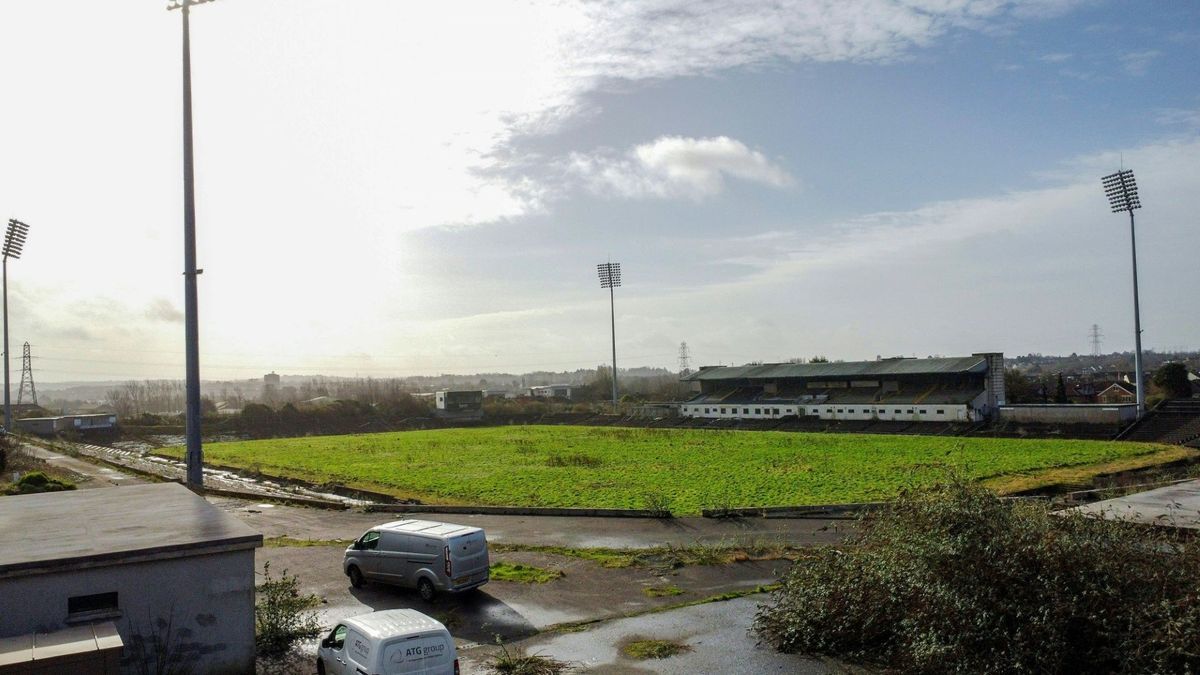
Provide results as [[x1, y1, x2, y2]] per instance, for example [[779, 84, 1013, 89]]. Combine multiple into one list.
[[4, 471, 76, 495], [754, 479, 1200, 674], [255, 562, 322, 657], [0, 434, 17, 475]]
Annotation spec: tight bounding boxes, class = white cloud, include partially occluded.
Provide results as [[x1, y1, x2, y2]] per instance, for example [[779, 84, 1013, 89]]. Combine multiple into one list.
[[144, 298, 184, 323], [0, 0, 1096, 380], [1120, 49, 1161, 76], [570, 136, 794, 199], [1156, 107, 1200, 128], [1039, 52, 1073, 63]]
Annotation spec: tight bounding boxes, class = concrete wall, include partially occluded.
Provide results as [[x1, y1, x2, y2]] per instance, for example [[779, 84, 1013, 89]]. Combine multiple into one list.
[[0, 549, 255, 674], [998, 404, 1137, 425]]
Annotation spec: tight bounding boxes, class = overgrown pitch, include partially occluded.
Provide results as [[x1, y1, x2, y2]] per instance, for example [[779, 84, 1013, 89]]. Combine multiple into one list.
[[162, 426, 1189, 515]]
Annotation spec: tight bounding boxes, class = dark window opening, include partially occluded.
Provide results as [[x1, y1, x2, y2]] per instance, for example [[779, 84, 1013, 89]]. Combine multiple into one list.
[[68, 592, 118, 615]]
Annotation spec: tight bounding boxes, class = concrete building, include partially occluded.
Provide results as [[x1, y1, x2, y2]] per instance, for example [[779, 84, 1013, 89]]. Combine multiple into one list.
[[998, 404, 1138, 426], [14, 414, 116, 436], [263, 371, 281, 402], [680, 353, 1007, 423], [13, 417, 72, 435], [0, 483, 262, 674], [529, 384, 574, 400], [434, 390, 484, 419]]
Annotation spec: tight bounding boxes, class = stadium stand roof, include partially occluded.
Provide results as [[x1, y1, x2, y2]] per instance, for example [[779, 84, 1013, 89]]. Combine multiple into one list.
[[682, 355, 989, 382]]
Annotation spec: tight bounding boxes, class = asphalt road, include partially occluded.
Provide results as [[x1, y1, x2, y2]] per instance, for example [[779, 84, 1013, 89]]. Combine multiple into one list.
[[19, 443, 146, 489], [215, 497, 853, 550], [458, 596, 833, 675]]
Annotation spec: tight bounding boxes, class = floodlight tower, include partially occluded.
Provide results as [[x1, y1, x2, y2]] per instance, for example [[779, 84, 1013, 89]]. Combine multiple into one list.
[[1102, 169, 1145, 417], [3, 219, 29, 431], [169, 0, 217, 487], [597, 262, 621, 412]]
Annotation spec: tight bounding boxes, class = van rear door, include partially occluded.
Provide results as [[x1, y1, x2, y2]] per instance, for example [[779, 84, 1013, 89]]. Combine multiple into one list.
[[381, 630, 456, 675], [447, 531, 489, 589]]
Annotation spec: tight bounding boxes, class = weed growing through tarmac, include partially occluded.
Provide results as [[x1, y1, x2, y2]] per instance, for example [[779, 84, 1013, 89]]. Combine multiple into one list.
[[643, 585, 684, 598], [490, 540, 808, 570], [486, 637, 574, 674], [621, 638, 691, 660], [263, 536, 353, 548], [489, 562, 564, 583]]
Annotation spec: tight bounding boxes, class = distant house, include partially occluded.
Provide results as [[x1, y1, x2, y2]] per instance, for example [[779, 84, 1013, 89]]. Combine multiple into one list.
[[434, 390, 484, 419], [297, 396, 337, 409], [14, 414, 116, 435], [529, 384, 574, 400], [1097, 382, 1137, 404], [0, 483, 262, 673]]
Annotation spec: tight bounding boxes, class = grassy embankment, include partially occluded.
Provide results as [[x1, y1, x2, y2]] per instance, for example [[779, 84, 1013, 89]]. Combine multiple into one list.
[[158, 425, 1190, 515]]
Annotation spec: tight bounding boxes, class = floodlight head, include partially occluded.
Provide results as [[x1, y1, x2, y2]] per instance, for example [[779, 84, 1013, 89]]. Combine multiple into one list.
[[3, 219, 29, 260], [1102, 169, 1141, 213], [167, 0, 218, 10], [597, 262, 621, 289]]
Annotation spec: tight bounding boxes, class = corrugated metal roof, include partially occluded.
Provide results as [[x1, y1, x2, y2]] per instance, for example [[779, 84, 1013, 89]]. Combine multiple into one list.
[[682, 356, 989, 381]]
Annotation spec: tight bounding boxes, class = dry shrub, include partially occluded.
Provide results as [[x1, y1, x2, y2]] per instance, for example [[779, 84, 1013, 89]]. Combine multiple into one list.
[[755, 478, 1200, 674]]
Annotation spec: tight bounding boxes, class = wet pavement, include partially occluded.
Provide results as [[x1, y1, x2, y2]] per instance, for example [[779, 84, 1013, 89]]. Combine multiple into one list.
[[218, 497, 852, 550], [20, 443, 146, 489], [1069, 478, 1200, 529], [458, 596, 833, 674], [260, 544, 790, 643], [57, 441, 366, 506], [261, 541, 800, 674]]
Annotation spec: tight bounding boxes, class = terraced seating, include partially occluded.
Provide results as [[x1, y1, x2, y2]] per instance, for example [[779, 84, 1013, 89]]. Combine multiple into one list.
[[1119, 399, 1200, 444]]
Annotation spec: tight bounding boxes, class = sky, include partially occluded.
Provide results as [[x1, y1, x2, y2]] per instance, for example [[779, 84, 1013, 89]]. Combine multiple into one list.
[[0, 0, 1197, 382]]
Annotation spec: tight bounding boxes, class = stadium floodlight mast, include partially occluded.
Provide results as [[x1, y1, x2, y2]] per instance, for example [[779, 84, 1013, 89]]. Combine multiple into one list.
[[169, 0, 217, 488], [597, 262, 621, 412], [1101, 168, 1146, 418], [2, 219, 29, 431]]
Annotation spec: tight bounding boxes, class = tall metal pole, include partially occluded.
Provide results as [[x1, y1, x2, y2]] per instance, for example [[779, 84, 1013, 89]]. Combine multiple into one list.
[[597, 262, 621, 413], [609, 284, 617, 412], [3, 259, 9, 431], [2, 219, 29, 431], [181, 2, 204, 487], [1128, 209, 1145, 416], [1102, 168, 1145, 419]]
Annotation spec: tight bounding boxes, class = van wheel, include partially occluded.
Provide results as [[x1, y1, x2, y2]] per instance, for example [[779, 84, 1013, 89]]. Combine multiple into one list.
[[348, 566, 364, 589], [316, 658, 326, 675], [418, 577, 436, 602]]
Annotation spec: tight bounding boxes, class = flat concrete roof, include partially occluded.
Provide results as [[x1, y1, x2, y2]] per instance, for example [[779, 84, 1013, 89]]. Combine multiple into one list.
[[1070, 479, 1200, 529], [0, 483, 262, 578]]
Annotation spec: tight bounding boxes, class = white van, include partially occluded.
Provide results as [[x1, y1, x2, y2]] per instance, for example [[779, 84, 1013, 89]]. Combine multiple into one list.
[[344, 519, 490, 601], [317, 609, 458, 675]]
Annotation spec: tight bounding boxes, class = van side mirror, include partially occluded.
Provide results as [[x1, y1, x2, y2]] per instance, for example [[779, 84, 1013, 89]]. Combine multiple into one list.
[[320, 637, 330, 648], [352, 540, 362, 550]]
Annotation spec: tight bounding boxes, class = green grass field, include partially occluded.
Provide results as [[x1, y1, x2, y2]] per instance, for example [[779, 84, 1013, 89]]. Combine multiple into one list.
[[162, 426, 1192, 514]]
